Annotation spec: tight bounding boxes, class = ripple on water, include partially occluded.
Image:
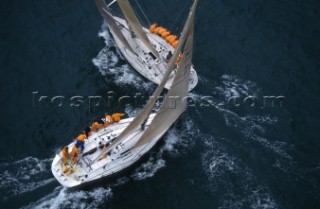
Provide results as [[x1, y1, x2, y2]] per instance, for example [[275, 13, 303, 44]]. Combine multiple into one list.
[[22, 186, 113, 209], [0, 157, 54, 202]]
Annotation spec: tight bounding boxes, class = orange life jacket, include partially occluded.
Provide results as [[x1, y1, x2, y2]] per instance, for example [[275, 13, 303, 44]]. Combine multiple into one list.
[[161, 31, 170, 38], [169, 36, 177, 44], [158, 28, 166, 35], [91, 122, 103, 132], [166, 35, 175, 42], [106, 115, 113, 123], [62, 147, 70, 164], [149, 23, 157, 33], [154, 27, 161, 34], [71, 145, 80, 164], [91, 123, 97, 132], [172, 40, 179, 48], [96, 123, 103, 130], [71, 145, 80, 157], [103, 115, 113, 127], [112, 113, 125, 122], [77, 134, 86, 141]]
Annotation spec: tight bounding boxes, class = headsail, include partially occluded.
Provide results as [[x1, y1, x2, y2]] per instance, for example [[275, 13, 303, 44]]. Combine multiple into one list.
[[94, 0, 198, 161], [116, 0, 159, 58], [95, 0, 134, 53], [133, 0, 197, 148]]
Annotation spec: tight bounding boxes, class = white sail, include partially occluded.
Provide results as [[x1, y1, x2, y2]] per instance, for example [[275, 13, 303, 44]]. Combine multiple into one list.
[[96, 0, 198, 160], [116, 0, 159, 58], [95, 0, 134, 53], [133, 0, 197, 148]]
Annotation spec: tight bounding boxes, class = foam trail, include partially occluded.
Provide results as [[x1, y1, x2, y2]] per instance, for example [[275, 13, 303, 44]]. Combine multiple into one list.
[[197, 74, 292, 160], [201, 136, 237, 180], [219, 186, 278, 209], [131, 117, 198, 180], [92, 23, 153, 90], [0, 157, 54, 201], [216, 74, 261, 99], [22, 186, 112, 209], [195, 74, 284, 208], [201, 135, 278, 209]]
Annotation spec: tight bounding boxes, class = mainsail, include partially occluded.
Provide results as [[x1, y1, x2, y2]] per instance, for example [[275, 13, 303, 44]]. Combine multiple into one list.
[[95, 0, 198, 160], [133, 0, 197, 148], [116, 0, 160, 58], [95, 0, 134, 53]]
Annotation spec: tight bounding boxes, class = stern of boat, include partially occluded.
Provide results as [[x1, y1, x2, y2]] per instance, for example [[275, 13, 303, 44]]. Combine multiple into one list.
[[51, 154, 81, 188]]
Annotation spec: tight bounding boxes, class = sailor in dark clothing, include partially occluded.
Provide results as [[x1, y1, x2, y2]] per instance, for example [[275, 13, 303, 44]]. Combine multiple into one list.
[[84, 126, 91, 137], [166, 51, 173, 61], [96, 119, 105, 125]]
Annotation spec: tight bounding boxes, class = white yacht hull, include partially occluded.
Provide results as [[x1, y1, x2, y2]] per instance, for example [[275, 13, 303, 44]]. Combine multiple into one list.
[[51, 113, 166, 188], [108, 16, 198, 91]]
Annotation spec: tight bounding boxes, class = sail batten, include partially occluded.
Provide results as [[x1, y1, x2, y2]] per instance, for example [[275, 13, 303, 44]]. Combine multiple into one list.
[[116, 0, 159, 58], [95, 0, 134, 53]]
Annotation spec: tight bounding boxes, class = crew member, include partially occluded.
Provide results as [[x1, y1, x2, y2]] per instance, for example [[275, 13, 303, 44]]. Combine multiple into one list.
[[149, 23, 157, 33], [172, 40, 179, 48], [97, 119, 104, 125], [103, 113, 114, 127], [76, 132, 86, 152], [112, 113, 125, 122], [161, 31, 170, 38], [71, 144, 80, 164], [166, 51, 173, 61], [84, 126, 91, 137], [91, 120, 104, 132], [61, 146, 70, 165]]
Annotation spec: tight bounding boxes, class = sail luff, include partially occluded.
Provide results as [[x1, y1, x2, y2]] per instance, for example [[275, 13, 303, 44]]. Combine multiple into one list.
[[116, 0, 159, 58], [95, 0, 134, 53], [133, 0, 197, 149]]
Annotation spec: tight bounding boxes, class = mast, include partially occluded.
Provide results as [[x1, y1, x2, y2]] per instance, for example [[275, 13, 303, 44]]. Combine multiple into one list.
[[95, 0, 135, 53], [116, 0, 160, 59]]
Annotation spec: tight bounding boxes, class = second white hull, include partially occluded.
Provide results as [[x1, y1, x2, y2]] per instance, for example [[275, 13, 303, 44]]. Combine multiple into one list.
[[108, 17, 198, 91]]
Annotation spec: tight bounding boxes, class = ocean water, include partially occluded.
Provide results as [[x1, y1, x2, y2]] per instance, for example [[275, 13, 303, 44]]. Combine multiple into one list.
[[1, 0, 320, 208]]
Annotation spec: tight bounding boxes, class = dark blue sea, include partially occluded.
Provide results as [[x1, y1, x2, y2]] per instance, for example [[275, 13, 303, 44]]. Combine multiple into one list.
[[1, 0, 320, 208]]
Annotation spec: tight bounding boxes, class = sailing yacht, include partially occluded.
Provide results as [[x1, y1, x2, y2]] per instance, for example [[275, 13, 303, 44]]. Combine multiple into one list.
[[51, 0, 199, 188], [95, 0, 198, 91]]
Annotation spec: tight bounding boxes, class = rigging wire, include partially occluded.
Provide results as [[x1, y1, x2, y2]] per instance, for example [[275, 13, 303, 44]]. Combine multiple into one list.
[[169, 0, 191, 33], [134, 0, 151, 26]]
